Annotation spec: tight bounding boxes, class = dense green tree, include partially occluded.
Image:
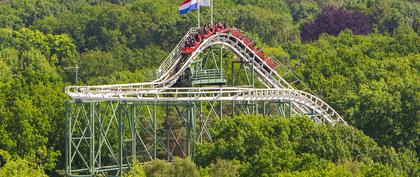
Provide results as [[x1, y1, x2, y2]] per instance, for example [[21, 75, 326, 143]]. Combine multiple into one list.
[[344, 0, 420, 34], [143, 159, 171, 177], [194, 115, 418, 176], [288, 0, 320, 24], [142, 158, 199, 177], [122, 162, 146, 177], [208, 159, 241, 177], [169, 157, 199, 177], [0, 28, 75, 172], [0, 149, 48, 177], [285, 30, 419, 153], [0, 0, 418, 175]]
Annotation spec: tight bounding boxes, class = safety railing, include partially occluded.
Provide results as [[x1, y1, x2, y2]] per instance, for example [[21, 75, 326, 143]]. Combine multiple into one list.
[[156, 27, 199, 79], [193, 69, 224, 80], [65, 87, 345, 124]]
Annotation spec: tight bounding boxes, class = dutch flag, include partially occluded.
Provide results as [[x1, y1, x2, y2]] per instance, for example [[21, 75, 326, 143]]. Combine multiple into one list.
[[179, 0, 198, 15]]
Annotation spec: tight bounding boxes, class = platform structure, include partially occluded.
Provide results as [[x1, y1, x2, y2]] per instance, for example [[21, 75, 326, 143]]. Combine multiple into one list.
[[64, 26, 346, 176]]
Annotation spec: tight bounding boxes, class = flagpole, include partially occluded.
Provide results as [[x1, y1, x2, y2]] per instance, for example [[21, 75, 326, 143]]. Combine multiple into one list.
[[198, 2, 201, 27], [211, 0, 214, 25]]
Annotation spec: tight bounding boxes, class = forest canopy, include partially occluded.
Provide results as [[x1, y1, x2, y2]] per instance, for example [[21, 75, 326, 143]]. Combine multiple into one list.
[[0, 0, 418, 176]]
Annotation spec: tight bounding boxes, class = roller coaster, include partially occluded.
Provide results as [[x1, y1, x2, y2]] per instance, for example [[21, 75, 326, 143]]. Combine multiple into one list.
[[64, 24, 347, 176]]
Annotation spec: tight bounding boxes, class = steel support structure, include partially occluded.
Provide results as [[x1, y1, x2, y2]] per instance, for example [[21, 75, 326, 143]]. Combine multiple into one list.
[[65, 99, 297, 176], [65, 26, 346, 176]]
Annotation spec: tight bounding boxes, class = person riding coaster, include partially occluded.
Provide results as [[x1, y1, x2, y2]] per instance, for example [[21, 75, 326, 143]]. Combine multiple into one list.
[[204, 26, 216, 38], [181, 23, 276, 69]]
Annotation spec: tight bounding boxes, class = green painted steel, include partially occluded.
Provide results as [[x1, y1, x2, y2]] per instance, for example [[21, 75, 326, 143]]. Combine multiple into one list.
[[192, 69, 226, 85], [65, 45, 303, 176], [65, 100, 308, 176]]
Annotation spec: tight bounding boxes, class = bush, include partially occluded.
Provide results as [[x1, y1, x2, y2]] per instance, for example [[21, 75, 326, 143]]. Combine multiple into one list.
[[143, 159, 170, 177], [208, 159, 241, 177], [0, 158, 47, 177], [122, 162, 146, 177]]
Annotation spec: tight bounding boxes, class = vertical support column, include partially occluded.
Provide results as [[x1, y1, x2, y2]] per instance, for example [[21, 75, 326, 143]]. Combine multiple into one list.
[[118, 102, 123, 174], [255, 102, 259, 115], [220, 101, 223, 119], [97, 102, 103, 168], [186, 103, 196, 157], [131, 104, 136, 162], [199, 101, 203, 142], [232, 100, 235, 117], [220, 47, 223, 70], [98, 103, 102, 169], [97, 102, 102, 171], [166, 104, 170, 161], [263, 101, 266, 117], [89, 102, 95, 176], [186, 103, 191, 157], [65, 101, 71, 176], [153, 102, 157, 159], [231, 62, 235, 86], [191, 104, 196, 157]]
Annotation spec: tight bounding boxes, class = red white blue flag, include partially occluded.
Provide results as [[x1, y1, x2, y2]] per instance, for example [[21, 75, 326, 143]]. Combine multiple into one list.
[[179, 0, 198, 15]]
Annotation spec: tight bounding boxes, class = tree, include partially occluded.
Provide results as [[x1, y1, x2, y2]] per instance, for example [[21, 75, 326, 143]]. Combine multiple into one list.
[[169, 157, 199, 177], [288, 0, 320, 24], [194, 115, 417, 176], [0, 150, 48, 177], [122, 162, 146, 177], [301, 6, 373, 41], [143, 159, 170, 177], [208, 159, 241, 177], [285, 30, 419, 154], [142, 157, 199, 177], [0, 28, 75, 172]]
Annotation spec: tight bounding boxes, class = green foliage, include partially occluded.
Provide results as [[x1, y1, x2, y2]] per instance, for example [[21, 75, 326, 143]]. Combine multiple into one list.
[[122, 162, 146, 177], [170, 157, 199, 177], [284, 30, 419, 153], [343, 0, 420, 34], [288, 0, 320, 24], [276, 163, 352, 177], [141, 158, 199, 177], [194, 115, 418, 177], [0, 0, 418, 175], [144, 159, 170, 177], [0, 151, 48, 177], [208, 159, 241, 177], [0, 28, 72, 172]]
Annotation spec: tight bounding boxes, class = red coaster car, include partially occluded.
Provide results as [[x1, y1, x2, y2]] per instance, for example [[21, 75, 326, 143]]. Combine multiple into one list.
[[215, 24, 225, 32], [242, 38, 255, 49], [181, 47, 195, 54], [204, 27, 216, 39], [181, 35, 203, 54], [220, 28, 233, 33], [231, 30, 244, 39], [265, 58, 277, 69], [256, 50, 267, 61]]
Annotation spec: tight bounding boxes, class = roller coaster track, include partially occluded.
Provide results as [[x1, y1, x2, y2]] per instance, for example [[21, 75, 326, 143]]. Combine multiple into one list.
[[66, 27, 347, 125]]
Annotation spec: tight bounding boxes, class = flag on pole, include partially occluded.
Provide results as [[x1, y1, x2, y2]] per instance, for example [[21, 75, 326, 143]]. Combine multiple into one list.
[[179, 0, 198, 15], [199, 0, 211, 7]]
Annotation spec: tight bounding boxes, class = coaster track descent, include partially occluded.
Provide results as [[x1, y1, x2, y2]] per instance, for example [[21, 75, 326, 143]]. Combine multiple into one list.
[[66, 24, 346, 125], [64, 23, 348, 176]]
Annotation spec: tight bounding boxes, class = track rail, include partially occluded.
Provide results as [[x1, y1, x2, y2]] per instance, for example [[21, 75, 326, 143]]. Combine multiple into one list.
[[65, 27, 346, 125]]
